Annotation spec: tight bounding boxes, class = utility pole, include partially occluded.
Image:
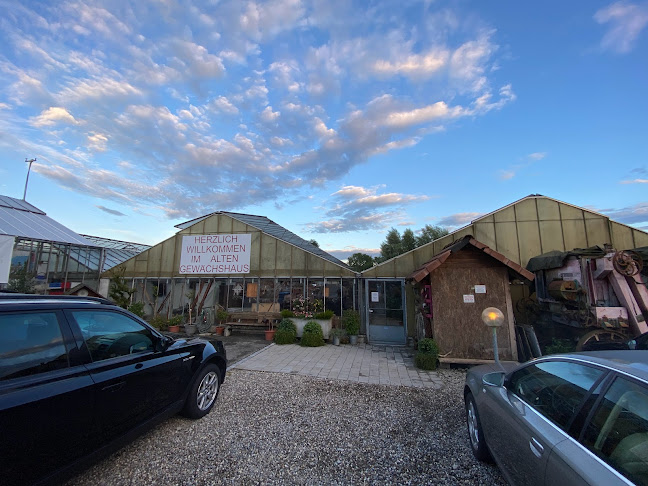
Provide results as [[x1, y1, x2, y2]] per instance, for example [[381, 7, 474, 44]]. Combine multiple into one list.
[[23, 158, 36, 200]]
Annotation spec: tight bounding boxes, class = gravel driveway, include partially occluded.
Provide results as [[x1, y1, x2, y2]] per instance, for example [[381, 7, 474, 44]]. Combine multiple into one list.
[[65, 369, 505, 485]]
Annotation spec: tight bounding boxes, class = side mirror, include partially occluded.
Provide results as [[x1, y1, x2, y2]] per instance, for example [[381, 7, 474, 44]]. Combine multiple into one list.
[[482, 371, 506, 387], [156, 335, 173, 352]]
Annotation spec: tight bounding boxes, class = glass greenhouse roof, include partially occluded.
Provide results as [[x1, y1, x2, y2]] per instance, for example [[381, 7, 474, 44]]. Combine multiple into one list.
[[0, 195, 94, 246]]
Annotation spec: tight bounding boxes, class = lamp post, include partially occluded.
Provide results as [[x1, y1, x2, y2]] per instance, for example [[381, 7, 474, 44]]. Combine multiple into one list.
[[481, 307, 505, 366], [23, 158, 37, 200]]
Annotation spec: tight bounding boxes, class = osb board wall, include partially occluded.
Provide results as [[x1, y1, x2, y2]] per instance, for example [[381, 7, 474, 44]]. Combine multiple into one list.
[[362, 196, 648, 278], [430, 250, 515, 361], [105, 213, 355, 278]]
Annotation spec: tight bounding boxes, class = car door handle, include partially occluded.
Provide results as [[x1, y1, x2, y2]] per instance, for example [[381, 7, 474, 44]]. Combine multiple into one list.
[[101, 381, 125, 392], [529, 437, 544, 458]]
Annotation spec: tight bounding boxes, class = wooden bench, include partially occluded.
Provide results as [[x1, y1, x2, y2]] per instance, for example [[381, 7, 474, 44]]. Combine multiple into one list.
[[227, 311, 282, 326]]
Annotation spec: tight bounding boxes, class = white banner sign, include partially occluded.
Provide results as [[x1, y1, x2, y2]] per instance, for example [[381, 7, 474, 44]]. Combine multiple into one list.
[[179, 234, 251, 274]]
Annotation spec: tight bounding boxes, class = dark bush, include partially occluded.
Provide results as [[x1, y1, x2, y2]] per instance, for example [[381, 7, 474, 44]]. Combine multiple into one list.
[[148, 315, 168, 331], [343, 309, 360, 336], [275, 318, 297, 345], [275, 329, 296, 344], [301, 321, 324, 347], [544, 338, 575, 355], [314, 310, 334, 319], [418, 338, 439, 355], [281, 309, 295, 318], [415, 338, 439, 370], [415, 352, 438, 370], [278, 319, 297, 333]]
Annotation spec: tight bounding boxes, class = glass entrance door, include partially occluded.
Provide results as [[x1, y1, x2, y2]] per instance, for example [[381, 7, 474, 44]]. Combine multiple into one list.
[[366, 280, 406, 344]]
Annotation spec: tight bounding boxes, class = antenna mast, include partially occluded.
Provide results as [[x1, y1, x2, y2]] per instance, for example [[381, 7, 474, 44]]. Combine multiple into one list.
[[23, 158, 36, 200]]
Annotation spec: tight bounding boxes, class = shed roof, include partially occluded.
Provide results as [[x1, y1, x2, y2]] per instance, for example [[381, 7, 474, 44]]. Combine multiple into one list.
[[176, 211, 349, 269], [0, 195, 94, 246], [409, 235, 535, 283]]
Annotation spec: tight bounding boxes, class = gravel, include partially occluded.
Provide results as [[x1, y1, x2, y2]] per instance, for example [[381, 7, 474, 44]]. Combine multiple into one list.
[[65, 369, 505, 485]]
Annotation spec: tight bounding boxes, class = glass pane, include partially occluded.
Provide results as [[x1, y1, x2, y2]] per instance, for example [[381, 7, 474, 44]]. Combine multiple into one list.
[[72, 311, 154, 362], [509, 361, 603, 429], [583, 377, 648, 486], [0, 312, 68, 380]]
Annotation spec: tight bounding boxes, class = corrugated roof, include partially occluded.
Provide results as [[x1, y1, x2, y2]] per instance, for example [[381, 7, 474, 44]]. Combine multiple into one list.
[[176, 211, 350, 269], [80, 234, 151, 272], [0, 195, 94, 246]]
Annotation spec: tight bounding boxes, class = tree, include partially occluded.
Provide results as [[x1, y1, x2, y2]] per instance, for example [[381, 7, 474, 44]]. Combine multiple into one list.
[[109, 266, 134, 308], [347, 253, 374, 272], [376, 228, 402, 263], [7, 262, 35, 293], [416, 224, 449, 247], [308, 239, 319, 248], [401, 228, 417, 252]]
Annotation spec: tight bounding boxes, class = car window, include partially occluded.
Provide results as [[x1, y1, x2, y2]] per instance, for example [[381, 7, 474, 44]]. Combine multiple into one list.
[[0, 312, 69, 381], [582, 377, 648, 486], [71, 310, 155, 362], [508, 360, 604, 430]]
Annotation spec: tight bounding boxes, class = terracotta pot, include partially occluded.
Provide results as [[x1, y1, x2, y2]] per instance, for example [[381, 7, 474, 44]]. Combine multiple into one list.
[[168, 325, 181, 333], [214, 326, 225, 336], [265, 329, 276, 341]]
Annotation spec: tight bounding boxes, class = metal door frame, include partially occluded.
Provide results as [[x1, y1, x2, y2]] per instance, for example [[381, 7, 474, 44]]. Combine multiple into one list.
[[364, 278, 407, 345]]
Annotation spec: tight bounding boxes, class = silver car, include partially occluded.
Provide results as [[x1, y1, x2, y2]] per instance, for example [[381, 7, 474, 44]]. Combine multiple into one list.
[[464, 351, 648, 485]]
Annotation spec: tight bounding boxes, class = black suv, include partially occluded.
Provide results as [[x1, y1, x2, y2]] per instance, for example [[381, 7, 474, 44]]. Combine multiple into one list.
[[0, 294, 227, 485]]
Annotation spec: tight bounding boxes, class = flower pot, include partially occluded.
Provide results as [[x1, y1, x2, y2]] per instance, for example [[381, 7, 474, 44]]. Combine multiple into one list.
[[214, 326, 225, 336], [265, 329, 276, 341], [349, 335, 358, 345], [185, 324, 197, 336], [224, 327, 231, 337], [168, 325, 181, 333], [332, 335, 340, 346]]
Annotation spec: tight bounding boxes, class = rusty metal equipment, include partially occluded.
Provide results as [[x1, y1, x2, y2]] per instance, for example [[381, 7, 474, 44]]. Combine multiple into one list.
[[526, 248, 648, 351]]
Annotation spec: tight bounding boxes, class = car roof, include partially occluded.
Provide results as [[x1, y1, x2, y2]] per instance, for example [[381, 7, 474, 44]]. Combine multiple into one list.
[[0, 293, 114, 306], [543, 350, 648, 383]]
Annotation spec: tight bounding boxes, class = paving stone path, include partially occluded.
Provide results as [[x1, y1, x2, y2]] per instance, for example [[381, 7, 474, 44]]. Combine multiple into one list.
[[230, 343, 444, 388]]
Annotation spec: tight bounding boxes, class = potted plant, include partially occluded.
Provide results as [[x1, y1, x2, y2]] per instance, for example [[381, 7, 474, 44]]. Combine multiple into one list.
[[329, 327, 344, 346], [185, 320, 197, 336], [214, 307, 229, 335], [168, 315, 183, 333], [343, 309, 360, 345], [264, 318, 276, 341]]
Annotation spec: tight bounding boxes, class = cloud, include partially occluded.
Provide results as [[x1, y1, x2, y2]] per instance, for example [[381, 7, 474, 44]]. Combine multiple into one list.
[[600, 202, 648, 225], [437, 212, 483, 227], [306, 185, 429, 233], [594, 1, 648, 53], [30, 107, 79, 127], [372, 49, 449, 79], [87, 132, 108, 151], [527, 152, 547, 160], [0, 1, 515, 223], [96, 205, 126, 216], [620, 179, 648, 184]]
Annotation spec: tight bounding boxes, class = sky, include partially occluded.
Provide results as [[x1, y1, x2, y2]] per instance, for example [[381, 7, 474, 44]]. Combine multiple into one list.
[[0, 0, 647, 261]]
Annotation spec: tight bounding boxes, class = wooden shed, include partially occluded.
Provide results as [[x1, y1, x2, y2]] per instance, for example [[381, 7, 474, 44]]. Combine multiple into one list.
[[409, 236, 534, 364]]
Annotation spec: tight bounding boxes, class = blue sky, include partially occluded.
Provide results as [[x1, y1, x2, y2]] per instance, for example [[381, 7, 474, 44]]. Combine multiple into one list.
[[0, 0, 646, 260]]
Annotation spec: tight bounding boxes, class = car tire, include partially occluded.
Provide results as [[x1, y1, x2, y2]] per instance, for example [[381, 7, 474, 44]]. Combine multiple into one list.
[[465, 392, 493, 462], [182, 364, 221, 419]]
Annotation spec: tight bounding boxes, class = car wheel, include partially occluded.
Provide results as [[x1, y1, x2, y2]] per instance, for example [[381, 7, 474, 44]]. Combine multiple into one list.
[[182, 364, 221, 419], [465, 392, 493, 462]]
